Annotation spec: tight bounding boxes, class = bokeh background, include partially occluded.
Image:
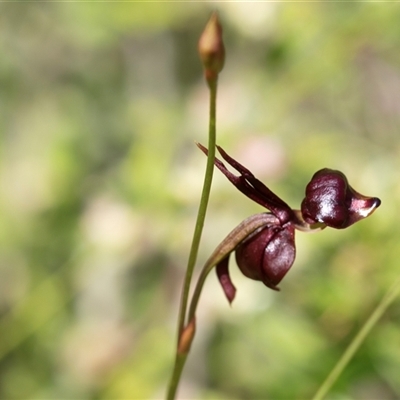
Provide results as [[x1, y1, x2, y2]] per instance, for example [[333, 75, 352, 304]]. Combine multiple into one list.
[[0, 2, 399, 399]]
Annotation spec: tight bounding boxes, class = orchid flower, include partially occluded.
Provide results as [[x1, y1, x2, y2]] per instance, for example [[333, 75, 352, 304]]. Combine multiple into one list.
[[197, 143, 381, 303]]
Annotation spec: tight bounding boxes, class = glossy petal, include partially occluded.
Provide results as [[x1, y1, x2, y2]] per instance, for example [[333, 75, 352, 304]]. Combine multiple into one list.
[[262, 225, 296, 287], [235, 222, 295, 291], [301, 168, 381, 229]]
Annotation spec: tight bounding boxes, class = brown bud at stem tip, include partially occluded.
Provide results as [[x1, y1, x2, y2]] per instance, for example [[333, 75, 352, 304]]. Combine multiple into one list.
[[198, 12, 225, 85]]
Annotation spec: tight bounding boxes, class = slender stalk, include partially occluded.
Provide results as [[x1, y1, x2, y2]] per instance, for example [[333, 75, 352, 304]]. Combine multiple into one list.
[[177, 80, 217, 338], [166, 79, 218, 400], [312, 274, 400, 400], [166, 353, 187, 400]]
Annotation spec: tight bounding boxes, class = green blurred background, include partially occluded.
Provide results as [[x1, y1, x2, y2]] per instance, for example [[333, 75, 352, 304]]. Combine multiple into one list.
[[0, 2, 399, 399]]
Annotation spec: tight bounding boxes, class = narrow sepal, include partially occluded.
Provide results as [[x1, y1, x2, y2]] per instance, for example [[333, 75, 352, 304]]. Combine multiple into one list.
[[216, 254, 236, 304], [196, 142, 294, 224]]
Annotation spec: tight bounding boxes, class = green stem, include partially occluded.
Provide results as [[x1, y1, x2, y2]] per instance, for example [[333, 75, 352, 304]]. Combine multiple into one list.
[[177, 79, 217, 338], [166, 79, 218, 400], [166, 353, 187, 400], [312, 274, 400, 400]]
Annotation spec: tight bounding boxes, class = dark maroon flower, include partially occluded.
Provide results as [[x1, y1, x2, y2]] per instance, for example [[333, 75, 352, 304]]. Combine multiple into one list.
[[197, 144, 381, 303], [301, 168, 381, 229]]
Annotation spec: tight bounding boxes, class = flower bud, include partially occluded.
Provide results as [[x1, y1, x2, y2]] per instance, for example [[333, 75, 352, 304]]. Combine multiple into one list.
[[198, 12, 225, 84], [235, 221, 296, 291], [301, 168, 381, 229]]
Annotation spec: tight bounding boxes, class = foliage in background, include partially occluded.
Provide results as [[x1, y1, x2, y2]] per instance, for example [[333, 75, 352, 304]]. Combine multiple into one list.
[[0, 2, 399, 399]]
